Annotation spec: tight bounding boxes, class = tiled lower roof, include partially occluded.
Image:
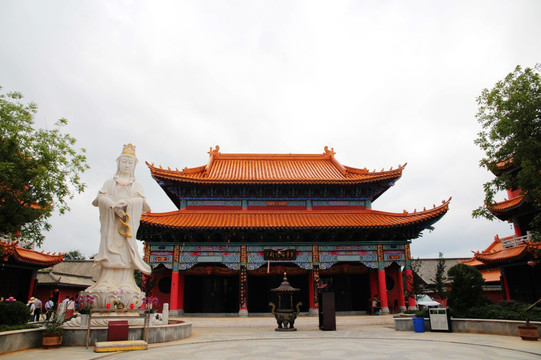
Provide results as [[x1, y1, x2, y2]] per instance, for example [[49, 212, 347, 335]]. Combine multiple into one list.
[[140, 200, 450, 231], [37, 260, 99, 288], [463, 236, 503, 266], [474, 245, 529, 264], [37, 271, 95, 287]]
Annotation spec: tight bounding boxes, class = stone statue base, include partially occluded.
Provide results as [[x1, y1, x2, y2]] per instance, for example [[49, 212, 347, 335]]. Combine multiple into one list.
[[81, 289, 146, 309], [61, 288, 162, 328], [63, 312, 163, 328]]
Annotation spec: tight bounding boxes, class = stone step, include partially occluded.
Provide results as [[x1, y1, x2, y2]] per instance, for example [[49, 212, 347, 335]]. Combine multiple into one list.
[[93, 340, 148, 352]]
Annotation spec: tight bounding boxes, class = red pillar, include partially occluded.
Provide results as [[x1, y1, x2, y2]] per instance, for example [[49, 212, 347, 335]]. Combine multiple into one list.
[[28, 277, 36, 301], [377, 268, 389, 314], [502, 271, 511, 300], [239, 266, 248, 316], [397, 268, 406, 311], [178, 272, 185, 313], [405, 269, 416, 310], [308, 271, 315, 312], [513, 223, 522, 238], [170, 268, 179, 311]]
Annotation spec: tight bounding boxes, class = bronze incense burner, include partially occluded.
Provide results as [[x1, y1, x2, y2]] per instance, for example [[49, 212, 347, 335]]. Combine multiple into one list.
[[269, 273, 302, 331]]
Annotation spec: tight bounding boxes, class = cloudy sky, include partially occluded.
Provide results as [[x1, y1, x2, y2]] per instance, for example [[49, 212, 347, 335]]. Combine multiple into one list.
[[1, 1, 539, 259]]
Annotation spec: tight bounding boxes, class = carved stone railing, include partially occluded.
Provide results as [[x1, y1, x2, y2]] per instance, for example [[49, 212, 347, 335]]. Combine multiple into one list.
[[501, 231, 531, 249]]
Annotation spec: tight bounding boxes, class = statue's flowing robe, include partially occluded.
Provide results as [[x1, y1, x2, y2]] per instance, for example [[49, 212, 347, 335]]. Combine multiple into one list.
[[88, 178, 151, 291]]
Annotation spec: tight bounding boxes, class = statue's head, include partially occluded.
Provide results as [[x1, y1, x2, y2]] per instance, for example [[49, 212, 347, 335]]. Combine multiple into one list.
[[116, 144, 138, 178]]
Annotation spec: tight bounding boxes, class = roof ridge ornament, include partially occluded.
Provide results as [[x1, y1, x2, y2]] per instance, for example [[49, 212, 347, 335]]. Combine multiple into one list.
[[206, 145, 221, 174], [208, 145, 221, 156], [324, 146, 347, 176], [323, 146, 336, 157]]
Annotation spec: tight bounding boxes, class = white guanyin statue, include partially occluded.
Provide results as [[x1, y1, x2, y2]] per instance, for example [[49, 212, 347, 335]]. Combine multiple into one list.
[[82, 144, 152, 309]]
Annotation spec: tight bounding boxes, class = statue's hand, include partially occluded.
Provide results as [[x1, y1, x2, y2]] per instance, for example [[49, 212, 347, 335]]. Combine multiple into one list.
[[114, 206, 126, 218]]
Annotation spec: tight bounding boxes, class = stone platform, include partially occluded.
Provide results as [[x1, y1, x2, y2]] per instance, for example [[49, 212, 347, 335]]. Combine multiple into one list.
[[62, 320, 191, 346]]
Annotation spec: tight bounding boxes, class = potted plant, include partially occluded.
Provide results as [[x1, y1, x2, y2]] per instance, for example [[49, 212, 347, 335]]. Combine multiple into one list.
[[76, 294, 94, 328], [42, 318, 64, 347], [518, 298, 540, 341], [518, 318, 538, 341]]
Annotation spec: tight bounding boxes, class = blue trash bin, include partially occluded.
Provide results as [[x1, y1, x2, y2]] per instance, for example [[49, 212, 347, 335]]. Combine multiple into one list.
[[412, 317, 425, 333]]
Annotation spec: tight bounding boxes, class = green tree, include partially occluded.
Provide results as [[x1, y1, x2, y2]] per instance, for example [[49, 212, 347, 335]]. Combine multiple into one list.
[[447, 263, 486, 314], [0, 87, 89, 247], [63, 250, 85, 260], [432, 252, 448, 303], [473, 64, 541, 236]]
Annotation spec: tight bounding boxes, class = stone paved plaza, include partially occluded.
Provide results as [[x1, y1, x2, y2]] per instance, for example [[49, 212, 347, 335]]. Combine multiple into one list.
[[1, 316, 540, 360]]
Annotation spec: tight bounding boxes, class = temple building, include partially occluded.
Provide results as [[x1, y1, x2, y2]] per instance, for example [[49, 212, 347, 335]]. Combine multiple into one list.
[[137, 146, 450, 315], [0, 240, 64, 302], [463, 158, 541, 303]]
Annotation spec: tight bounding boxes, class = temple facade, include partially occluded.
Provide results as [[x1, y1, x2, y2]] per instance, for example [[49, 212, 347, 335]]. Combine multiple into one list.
[[464, 159, 541, 303], [137, 146, 450, 315]]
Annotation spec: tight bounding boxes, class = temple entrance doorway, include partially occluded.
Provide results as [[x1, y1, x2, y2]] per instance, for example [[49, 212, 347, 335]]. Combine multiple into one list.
[[248, 264, 309, 314], [320, 263, 370, 312], [184, 264, 239, 313]]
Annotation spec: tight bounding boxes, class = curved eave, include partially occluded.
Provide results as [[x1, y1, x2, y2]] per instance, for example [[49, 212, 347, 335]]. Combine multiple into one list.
[[0, 241, 64, 267], [474, 245, 529, 265], [139, 199, 449, 232], [487, 195, 525, 219]]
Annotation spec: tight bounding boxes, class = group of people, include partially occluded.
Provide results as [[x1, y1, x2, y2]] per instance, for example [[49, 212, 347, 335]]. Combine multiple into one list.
[[24, 295, 82, 322], [26, 297, 55, 322]]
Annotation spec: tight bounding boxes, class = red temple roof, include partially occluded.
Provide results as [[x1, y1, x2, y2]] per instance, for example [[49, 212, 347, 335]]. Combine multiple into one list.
[[466, 233, 541, 265], [146, 146, 405, 185], [487, 195, 525, 219], [473, 245, 529, 264], [0, 241, 64, 267], [463, 235, 503, 267], [141, 199, 450, 231]]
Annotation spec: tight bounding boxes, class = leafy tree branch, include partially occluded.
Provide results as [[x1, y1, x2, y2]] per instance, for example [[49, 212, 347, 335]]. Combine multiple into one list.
[[0, 87, 89, 247]]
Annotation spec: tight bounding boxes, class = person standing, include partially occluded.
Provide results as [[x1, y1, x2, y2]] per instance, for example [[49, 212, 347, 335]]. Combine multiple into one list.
[[33, 297, 42, 321], [65, 297, 76, 319], [26, 297, 36, 322], [45, 297, 54, 320]]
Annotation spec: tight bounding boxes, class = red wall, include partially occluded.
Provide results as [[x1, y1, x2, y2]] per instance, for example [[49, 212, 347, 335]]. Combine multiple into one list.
[[151, 270, 171, 312], [384, 265, 403, 312]]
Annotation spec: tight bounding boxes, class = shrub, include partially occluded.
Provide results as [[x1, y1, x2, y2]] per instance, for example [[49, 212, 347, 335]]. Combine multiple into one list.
[[447, 263, 486, 313], [0, 324, 39, 332], [453, 302, 541, 321], [0, 301, 30, 325], [414, 308, 429, 318]]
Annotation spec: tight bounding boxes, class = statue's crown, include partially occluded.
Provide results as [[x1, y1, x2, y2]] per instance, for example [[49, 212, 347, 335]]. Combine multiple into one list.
[[121, 144, 136, 156]]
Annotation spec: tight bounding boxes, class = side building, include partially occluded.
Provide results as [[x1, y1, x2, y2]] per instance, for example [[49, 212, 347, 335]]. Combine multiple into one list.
[[0, 240, 64, 302], [137, 147, 450, 315], [464, 158, 541, 303]]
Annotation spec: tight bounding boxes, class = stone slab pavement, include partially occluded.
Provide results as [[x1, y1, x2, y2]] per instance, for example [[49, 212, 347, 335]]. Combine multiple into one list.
[[2, 315, 540, 359]]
